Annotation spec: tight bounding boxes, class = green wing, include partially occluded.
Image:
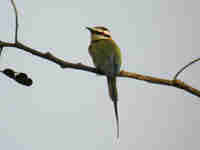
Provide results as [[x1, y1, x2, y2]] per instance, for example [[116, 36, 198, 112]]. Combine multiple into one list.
[[89, 39, 122, 75]]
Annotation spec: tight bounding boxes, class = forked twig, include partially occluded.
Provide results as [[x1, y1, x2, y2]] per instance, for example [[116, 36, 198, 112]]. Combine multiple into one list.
[[174, 58, 200, 80]]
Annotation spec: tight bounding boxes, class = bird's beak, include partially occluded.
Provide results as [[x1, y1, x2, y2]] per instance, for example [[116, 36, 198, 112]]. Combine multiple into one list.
[[86, 26, 93, 32]]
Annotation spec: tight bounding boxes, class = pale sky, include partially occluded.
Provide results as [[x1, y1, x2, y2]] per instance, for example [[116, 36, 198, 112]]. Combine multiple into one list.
[[0, 0, 200, 150]]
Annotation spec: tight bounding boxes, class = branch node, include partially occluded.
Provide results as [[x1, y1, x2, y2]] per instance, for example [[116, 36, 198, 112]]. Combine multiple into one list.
[[172, 79, 178, 85], [174, 58, 200, 80], [77, 62, 83, 66], [45, 52, 53, 57]]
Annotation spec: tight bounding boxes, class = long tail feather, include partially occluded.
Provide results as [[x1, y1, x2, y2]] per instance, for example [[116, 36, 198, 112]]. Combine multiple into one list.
[[107, 76, 119, 138], [113, 100, 119, 138]]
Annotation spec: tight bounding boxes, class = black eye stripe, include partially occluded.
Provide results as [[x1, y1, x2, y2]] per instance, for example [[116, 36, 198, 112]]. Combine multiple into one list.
[[103, 33, 111, 38], [92, 30, 111, 37]]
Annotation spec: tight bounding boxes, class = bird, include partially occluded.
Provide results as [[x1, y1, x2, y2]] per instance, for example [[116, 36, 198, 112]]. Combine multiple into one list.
[[86, 26, 122, 138]]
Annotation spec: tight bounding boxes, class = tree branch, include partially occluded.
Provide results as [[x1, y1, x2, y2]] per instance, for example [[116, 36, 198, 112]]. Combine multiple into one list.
[[0, 40, 200, 98], [1, 0, 200, 98]]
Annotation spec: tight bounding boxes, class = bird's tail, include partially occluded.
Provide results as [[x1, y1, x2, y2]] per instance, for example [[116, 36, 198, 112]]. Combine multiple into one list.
[[107, 76, 119, 138]]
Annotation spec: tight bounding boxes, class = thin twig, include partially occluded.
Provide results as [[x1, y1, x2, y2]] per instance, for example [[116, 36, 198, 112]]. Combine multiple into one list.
[[174, 58, 200, 80], [10, 0, 19, 43]]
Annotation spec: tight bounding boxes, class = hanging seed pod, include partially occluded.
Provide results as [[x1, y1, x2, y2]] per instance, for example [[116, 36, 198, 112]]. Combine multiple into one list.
[[15, 73, 28, 85], [24, 78, 33, 86], [15, 73, 28, 81], [3, 68, 15, 79]]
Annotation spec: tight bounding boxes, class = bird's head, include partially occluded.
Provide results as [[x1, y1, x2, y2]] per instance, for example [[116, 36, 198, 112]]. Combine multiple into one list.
[[86, 26, 112, 41]]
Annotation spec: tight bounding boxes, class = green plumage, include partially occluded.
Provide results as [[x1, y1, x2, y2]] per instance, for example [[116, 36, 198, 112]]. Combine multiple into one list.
[[89, 39, 122, 75], [88, 37, 122, 138]]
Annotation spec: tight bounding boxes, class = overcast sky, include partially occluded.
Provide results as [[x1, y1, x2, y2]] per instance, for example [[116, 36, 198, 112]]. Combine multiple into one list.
[[0, 0, 200, 150]]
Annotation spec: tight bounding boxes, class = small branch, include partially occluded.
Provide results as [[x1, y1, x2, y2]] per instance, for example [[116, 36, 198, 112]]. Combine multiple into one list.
[[120, 71, 200, 98], [0, 46, 3, 56], [1, 1, 200, 99], [174, 58, 200, 80], [0, 40, 200, 98], [10, 0, 19, 43]]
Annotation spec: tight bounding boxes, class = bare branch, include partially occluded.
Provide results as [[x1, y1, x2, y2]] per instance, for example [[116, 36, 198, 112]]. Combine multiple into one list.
[[0, 40, 200, 98], [1, 1, 200, 99], [174, 58, 200, 80], [120, 71, 200, 98], [10, 0, 19, 43]]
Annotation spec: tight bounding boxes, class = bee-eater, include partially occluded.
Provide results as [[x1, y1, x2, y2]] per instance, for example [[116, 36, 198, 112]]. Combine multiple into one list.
[[86, 26, 122, 138]]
